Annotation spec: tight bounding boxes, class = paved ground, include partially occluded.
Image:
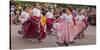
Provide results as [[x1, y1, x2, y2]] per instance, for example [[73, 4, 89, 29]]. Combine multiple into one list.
[[10, 25, 96, 50]]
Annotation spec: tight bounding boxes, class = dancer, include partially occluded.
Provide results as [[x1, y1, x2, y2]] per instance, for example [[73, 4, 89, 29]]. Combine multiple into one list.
[[46, 8, 54, 34], [55, 7, 75, 46], [21, 6, 46, 42], [75, 9, 86, 39], [39, 9, 47, 41], [18, 7, 29, 35]]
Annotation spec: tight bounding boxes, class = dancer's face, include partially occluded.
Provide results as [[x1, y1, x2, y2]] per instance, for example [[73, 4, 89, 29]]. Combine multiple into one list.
[[79, 10, 83, 15], [37, 5, 40, 9], [36, 3, 40, 9], [28, 8, 32, 15], [66, 8, 71, 15]]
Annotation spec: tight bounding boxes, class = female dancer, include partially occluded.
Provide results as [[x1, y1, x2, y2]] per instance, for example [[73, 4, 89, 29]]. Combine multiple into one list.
[[46, 8, 54, 34], [21, 7, 46, 42], [55, 7, 75, 46], [18, 7, 29, 35], [75, 9, 86, 39]]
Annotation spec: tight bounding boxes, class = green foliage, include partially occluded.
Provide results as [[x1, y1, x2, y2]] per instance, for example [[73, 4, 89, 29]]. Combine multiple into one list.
[[10, 1, 96, 9]]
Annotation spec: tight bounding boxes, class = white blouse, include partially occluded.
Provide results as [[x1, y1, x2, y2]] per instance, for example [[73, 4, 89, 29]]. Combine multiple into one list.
[[32, 8, 41, 17], [46, 11, 54, 18], [20, 11, 29, 22], [75, 15, 85, 22], [60, 13, 73, 23]]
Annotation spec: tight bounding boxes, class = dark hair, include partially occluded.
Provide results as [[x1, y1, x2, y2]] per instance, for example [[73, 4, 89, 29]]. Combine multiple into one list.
[[67, 6, 73, 12], [62, 9, 66, 13], [23, 6, 27, 11], [41, 9, 47, 16], [78, 8, 82, 13]]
